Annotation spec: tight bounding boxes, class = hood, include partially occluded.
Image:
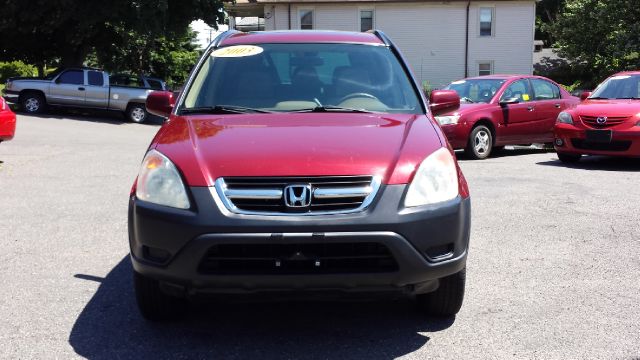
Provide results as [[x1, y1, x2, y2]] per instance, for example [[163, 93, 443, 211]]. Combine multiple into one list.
[[154, 113, 443, 187], [572, 99, 640, 117]]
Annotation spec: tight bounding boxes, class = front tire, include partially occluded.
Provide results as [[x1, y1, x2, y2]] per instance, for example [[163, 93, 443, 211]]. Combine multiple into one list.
[[465, 125, 493, 159], [126, 103, 148, 123], [416, 268, 466, 317], [557, 152, 581, 163], [134, 271, 185, 321], [20, 92, 46, 114]]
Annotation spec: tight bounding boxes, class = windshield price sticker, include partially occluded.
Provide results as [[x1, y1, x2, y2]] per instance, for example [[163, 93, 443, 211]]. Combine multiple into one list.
[[211, 45, 264, 58]]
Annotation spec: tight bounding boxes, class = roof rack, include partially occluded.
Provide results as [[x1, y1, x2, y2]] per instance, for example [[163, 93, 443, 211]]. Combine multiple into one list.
[[211, 30, 242, 49], [369, 29, 391, 47]]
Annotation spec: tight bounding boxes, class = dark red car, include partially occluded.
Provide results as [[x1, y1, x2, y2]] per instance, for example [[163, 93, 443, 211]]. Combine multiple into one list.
[[0, 97, 16, 143], [129, 30, 471, 320], [554, 71, 640, 162], [431, 75, 579, 159]]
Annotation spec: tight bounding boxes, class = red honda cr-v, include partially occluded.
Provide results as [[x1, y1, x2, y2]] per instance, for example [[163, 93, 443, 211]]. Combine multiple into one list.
[[129, 30, 471, 320]]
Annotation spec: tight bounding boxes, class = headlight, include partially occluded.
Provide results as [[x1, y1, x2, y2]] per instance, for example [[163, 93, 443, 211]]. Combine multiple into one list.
[[557, 112, 574, 124], [434, 115, 460, 126], [136, 149, 190, 209], [404, 147, 459, 207]]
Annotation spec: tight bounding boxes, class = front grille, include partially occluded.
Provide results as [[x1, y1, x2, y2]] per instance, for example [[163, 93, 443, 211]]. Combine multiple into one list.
[[580, 115, 629, 128], [571, 139, 632, 151], [215, 176, 380, 215], [198, 242, 399, 275]]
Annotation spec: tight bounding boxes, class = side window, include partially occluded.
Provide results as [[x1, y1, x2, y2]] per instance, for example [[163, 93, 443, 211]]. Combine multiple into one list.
[[299, 9, 314, 30], [57, 70, 84, 85], [479, 7, 494, 37], [501, 80, 533, 102], [531, 79, 560, 100], [147, 79, 163, 90], [88, 71, 104, 86]]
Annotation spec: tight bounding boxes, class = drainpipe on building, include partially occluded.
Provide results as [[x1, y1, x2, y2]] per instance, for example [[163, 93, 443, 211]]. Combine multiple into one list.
[[464, 0, 470, 78], [288, 4, 291, 29]]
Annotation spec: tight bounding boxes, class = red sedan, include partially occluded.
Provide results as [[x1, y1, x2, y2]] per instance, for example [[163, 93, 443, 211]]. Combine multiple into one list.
[[554, 71, 640, 162], [0, 97, 16, 143], [430, 75, 579, 159]]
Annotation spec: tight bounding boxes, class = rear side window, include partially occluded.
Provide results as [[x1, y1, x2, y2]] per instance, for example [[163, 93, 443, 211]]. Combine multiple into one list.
[[57, 70, 84, 85], [147, 79, 164, 90], [88, 71, 104, 86], [531, 79, 560, 100]]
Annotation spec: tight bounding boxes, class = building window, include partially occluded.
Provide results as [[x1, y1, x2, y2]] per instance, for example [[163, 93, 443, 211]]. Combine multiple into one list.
[[299, 9, 314, 30], [479, 7, 494, 36], [478, 62, 493, 76], [360, 10, 374, 32]]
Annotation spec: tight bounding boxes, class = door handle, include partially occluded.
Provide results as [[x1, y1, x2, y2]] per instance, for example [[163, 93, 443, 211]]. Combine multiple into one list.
[[554, 103, 561, 108], [78, 87, 85, 91], [527, 106, 535, 111]]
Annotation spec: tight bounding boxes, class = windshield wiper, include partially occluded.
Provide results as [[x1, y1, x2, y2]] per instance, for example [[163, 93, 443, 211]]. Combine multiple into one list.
[[180, 105, 273, 114], [460, 97, 476, 103], [292, 105, 376, 113], [616, 97, 640, 100], [587, 96, 610, 100]]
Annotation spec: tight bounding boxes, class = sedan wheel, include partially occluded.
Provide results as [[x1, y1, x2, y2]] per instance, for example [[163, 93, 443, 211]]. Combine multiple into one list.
[[465, 125, 493, 160]]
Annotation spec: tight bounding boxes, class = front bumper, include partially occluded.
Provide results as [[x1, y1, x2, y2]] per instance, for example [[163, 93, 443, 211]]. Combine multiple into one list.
[[0, 112, 16, 141], [440, 124, 469, 149], [2, 90, 20, 104], [554, 124, 640, 157], [129, 185, 471, 297]]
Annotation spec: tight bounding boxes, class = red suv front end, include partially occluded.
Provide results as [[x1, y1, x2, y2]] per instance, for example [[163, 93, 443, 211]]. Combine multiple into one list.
[[0, 97, 16, 143], [129, 30, 471, 321], [555, 72, 640, 162]]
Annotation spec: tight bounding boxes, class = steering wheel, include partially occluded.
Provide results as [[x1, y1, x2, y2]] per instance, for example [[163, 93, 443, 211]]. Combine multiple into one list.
[[338, 92, 380, 103]]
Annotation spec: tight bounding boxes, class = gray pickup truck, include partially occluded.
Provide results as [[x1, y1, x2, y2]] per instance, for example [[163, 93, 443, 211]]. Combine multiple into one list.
[[2, 68, 167, 123]]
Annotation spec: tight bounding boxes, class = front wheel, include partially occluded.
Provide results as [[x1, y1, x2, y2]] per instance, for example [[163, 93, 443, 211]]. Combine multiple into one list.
[[416, 267, 466, 317], [557, 152, 581, 163], [126, 103, 148, 123], [20, 93, 46, 114], [465, 125, 493, 160]]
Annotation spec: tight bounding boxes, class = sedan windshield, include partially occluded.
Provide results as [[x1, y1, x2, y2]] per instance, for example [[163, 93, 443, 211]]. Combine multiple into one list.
[[182, 43, 422, 114], [444, 79, 506, 103], [590, 74, 640, 99]]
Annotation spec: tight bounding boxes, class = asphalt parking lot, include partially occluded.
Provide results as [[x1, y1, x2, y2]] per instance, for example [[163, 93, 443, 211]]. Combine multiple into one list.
[[1, 112, 639, 359]]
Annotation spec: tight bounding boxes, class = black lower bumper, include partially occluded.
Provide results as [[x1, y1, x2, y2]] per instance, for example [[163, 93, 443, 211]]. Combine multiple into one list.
[[129, 185, 471, 296]]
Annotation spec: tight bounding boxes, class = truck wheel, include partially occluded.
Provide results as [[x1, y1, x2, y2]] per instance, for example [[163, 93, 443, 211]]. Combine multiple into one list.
[[557, 152, 581, 163], [465, 125, 493, 160], [126, 104, 148, 123], [134, 271, 185, 321], [416, 267, 466, 317], [20, 93, 46, 114]]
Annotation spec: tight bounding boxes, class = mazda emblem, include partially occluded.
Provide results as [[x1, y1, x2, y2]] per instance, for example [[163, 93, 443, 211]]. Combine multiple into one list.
[[596, 116, 607, 125]]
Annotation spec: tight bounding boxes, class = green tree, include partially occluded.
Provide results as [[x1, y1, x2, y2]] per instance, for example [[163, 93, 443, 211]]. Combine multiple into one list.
[[535, 0, 565, 45], [550, 0, 640, 82], [0, 0, 224, 75]]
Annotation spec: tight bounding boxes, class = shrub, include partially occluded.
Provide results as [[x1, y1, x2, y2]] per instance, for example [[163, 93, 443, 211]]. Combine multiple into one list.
[[0, 61, 38, 83]]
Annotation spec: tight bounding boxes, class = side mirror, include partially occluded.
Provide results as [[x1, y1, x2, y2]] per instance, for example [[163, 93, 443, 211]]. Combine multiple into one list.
[[146, 91, 175, 118], [499, 98, 520, 106], [429, 90, 460, 113], [580, 91, 592, 101]]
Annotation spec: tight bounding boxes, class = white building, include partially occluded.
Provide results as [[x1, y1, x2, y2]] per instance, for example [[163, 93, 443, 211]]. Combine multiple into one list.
[[226, 0, 536, 88]]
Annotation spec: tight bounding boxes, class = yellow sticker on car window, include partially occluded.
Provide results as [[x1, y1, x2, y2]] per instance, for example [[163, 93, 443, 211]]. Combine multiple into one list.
[[522, 94, 530, 101], [211, 45, 264, 58]]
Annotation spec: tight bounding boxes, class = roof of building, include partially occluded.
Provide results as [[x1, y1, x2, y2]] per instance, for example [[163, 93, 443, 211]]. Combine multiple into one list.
[[220, 30, 385, 46]]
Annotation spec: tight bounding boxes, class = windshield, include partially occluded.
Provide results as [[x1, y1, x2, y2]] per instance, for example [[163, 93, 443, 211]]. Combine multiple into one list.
[[590, 74, 640, 99], [182, 43, 422, 114], [444, 79, 506, 103]]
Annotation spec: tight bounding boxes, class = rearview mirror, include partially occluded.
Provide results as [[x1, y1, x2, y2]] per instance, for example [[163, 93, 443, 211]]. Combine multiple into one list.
[[580, 91, 592, 101], [146, 91, 175, 118], [429, 90, 460, 113]]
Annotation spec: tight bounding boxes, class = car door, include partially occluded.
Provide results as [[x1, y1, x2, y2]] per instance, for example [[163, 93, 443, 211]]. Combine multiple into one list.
[[48, 70, 86, 106], [530, 78, 564, 142], [85, 71, 109, 108], [496, 79, 538, 144]]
